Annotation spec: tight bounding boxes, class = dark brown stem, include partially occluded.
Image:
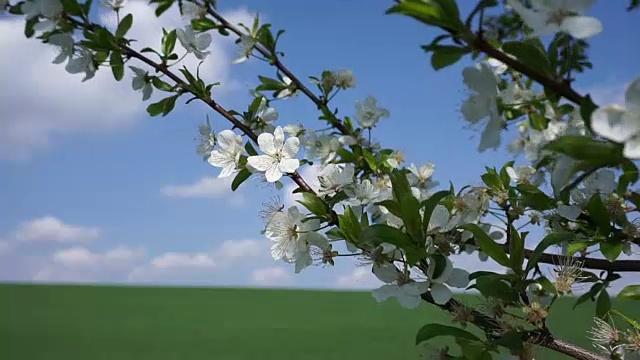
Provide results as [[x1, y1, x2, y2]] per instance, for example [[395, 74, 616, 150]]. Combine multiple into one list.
[[204, 4, 352, 136], [469, 35, 586, 105]]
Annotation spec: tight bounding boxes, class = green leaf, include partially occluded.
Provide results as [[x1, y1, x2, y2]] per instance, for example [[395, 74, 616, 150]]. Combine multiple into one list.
[[618, 285, 640, 300], [60, 0, 84, 16], [459, 224, 509, 267], [574, 282, 603, 310], [618, 159, 639, 195], [116, 14, 133, 38], [109, 51, 124, 81], [475, 275, 519, 302], [502, 39, 553, 75], [429, 46, 469, 70], [231, 168, 251, 191], [421, 190, 451, 232], [596, 289, 611, 319], [516, 183, 555, 211], [244, 142, 258, 156], [529, 112, 548, 131], [481, 167, 503, 191], [146, 95, 179, 117], [415, 324, 481, 345], [509, 226, 525, 274], [494, 330, 524, 352], [579, 95, 598, 129], [610, 309, 640, 330], [191, 18, 218, 32], [586, 194, 611, 236], [389, 171, 423, 243], [362, 224, 414, 249], [338, 206, 362, 244], [600, 241, 623, 262], [296, 193, 327, 217], [161, 29, 177, 57], [543, 135, 624, 166], [525, 232, 574, 273], [386, 0, 463, 30], [151, 77, 174, 92]]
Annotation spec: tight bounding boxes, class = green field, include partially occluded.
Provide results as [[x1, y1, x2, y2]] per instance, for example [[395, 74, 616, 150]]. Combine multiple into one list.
[[2, 284, 638, 360]]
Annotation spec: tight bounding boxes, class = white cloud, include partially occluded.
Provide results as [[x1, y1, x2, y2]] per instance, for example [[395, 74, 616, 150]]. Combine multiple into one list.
[[13, 216, 100, 243], [150, 252, 216, 270], [127, 251, 217, 282], [213, 239, 267, 266], [52, 245, 145, 268], [251, 266, 292, 286], [0, 2, 253, 160], [0, 240, 12, 256], [161, 176, 234, 198], [30, 245, 146, 282], [335, 266, 381, 289]]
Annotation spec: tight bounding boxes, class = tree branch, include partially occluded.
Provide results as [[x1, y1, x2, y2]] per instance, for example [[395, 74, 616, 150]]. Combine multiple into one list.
[[419, 292, 606, 360], [204, 4, 353, 136]]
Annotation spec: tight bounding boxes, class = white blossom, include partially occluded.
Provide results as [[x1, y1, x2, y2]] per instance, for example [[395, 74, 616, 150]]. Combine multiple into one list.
[[355, 96, 389, 129], [505, 165, 538, 184], [247, 126, 300, 182], [317, 164, 354, 196], [372, 281, 430, 309], [265, 206, 329, 273], [65, 48, 96, 82], [591, 77, 640, 159], [507, 0, 603, 39], [343, 179, 382, 206], [407, 163, 438, 190], [304, 132, 340, 164], [48, 33, 75, 65], [426, 257, 470, 304], [177, 26, 212, 60], [22, 0, 62, 20], [275, 76, 299, 99], [461, 63, 502, 152], [207, 130, 246, 178], [232, 35, 256, 64], [181, 1, 206, 21], [130, 66, 153, 101], [333, 69, 356, 89], [103, 0, 126, 11]]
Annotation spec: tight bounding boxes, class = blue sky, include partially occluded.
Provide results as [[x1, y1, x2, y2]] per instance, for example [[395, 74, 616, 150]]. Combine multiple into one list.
[[0, 0, 638, 289]]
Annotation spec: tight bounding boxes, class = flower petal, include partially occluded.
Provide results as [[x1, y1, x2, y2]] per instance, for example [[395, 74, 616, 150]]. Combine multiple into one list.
[[430, 283, 452, 305], [278, 158, 300, 174], [446, 268, 470, 288], [272, 126, 285, 151], [294, 251, 312, 273], [218, 130, 241, 150], [396, 293, 422, 309], [561, 16, 603, 40], [257, 132, 276, 155], [372, 263, 399, 284], [625, 77, 640, 114], [247, 155, 275, 172], [282, 137, 301, 158], [371, 284, 399, 303], [264, 163, 283, 182]]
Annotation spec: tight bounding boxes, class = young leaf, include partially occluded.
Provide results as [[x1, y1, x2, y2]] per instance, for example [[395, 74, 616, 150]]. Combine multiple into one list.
[[596, 289, 611, 318], [430, 46, 469, 70], [296, 193, 327, 217], [618, 285, 640, 300], [415, 323, 481, 345], [524, 232, 575, 273], [110, 51, 124, 81], [459, 224, 509, 267], [231, 168, 252, 191], [116, 14, 133, 38]]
